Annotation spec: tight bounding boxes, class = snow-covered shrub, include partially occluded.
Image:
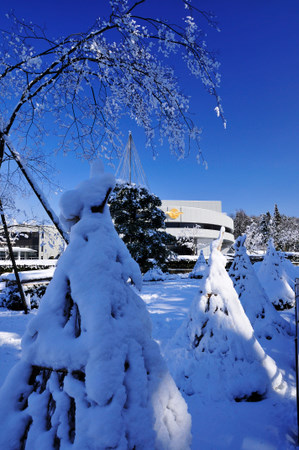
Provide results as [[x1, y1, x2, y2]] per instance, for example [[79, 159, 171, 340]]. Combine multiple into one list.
[[258, 239, 295, 310], [166, 229, 284, 403], [0, 285, 23, 310], [143, 266, 167, 282], [25, 285, 47, 309], [0, 284, 47, 310], [0, 161, 191, 449], [229, 236, 293, 339], [188, 250, 207, 279]]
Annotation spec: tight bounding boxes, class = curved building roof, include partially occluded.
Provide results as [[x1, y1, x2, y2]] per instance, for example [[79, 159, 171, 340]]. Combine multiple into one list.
[[161, 200, 234, 255]]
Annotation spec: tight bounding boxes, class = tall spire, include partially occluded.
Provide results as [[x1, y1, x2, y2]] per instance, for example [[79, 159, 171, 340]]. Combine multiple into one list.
[[115, 132, 149, 188]]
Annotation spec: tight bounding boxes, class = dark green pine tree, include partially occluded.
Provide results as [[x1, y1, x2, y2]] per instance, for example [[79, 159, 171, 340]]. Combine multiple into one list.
[[109, 183, 176, 273], [258, 211, 272, 249], [273, 204, 282, 249]]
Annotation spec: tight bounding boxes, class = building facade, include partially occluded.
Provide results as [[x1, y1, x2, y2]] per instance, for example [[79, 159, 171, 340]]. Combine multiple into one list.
[[0, 201, 234, 261], [161, 200, 234, 256], [0, 224, 65, 261]]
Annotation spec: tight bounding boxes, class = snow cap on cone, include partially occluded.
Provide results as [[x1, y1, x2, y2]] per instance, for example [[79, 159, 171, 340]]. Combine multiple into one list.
[[59, 159, 115, 232], [213, 225, 225, 252], [234, 234, 246, 249]]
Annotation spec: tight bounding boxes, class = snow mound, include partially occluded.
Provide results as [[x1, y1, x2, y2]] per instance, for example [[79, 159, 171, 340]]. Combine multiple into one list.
[[258, 239, 295, 310], [143, 267, 167, 282], [166, 230, 285, 402], [0, 161, 191, 450], [188, 250, 207, 279], [229, 235, 293, 339]]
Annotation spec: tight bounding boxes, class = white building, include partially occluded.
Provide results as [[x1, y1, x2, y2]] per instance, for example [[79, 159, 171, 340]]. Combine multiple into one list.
[[161, 200, 234, 256], [0, 200, 234, 262], [0, 224, 65, 261]]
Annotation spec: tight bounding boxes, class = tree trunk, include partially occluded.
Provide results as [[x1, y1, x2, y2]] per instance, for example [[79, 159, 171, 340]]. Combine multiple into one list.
[[5, 140, 69, 245], [0, 198, 28, 314]]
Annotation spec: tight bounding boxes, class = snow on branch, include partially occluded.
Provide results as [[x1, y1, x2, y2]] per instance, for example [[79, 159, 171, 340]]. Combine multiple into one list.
[[0, 0, 223, 166]]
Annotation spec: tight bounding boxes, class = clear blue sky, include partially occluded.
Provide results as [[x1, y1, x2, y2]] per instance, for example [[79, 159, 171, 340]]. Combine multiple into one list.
[[1, 0, 298, 219]]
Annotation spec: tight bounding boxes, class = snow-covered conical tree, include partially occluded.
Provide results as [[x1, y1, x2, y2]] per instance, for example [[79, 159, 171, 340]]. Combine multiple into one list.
[[229, 235, 292, 339], [143, 265, 166, 282], [167, 228, 285, 402], [0, 161, 191, 450], [188, 250, 207, 279], [278, 250, 299, 291], [257, 238, 295, 310]]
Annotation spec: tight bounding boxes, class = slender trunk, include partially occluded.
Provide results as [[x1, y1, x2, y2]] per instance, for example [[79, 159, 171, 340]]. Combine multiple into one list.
[[5, 140, 69, 245], [0, 135, 4, 164], [0, 198, 28, 314], [129, 131, 132, 185]]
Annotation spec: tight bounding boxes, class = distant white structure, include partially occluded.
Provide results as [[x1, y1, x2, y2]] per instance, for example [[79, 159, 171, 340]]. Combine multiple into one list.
[[0, 224, 65, 261], [0, 201, 234, 262], [0, 247, 36, 261], [161, 200, 234, 256]]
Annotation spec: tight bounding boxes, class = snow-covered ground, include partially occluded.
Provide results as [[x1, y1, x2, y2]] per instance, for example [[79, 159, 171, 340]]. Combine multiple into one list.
[[0, 267, 55, 283], [0, 276, 298, 449]]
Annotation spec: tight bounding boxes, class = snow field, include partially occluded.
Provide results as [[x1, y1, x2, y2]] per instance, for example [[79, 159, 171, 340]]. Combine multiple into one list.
[[142, 277, 297, 449], [0, 163, 298, 448], [0, 275, 297, 449]]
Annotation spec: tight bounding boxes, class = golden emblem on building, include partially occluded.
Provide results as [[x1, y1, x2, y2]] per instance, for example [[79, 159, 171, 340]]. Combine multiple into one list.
[[166, 208, 183, 220]]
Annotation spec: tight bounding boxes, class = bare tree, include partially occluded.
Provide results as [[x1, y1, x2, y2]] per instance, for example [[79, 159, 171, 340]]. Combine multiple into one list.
[[0, 0, 224, 236], [0, 0, 223, 160]]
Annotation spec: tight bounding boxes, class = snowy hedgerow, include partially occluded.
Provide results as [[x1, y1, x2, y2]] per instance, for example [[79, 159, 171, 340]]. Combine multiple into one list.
[[229, 236, 293, 339], [143, 266, 167, 282], [257, 239, 295, 310], [188, 250, 207, 279], [166, 229, 284, 402], [0, 161, 191, 450]]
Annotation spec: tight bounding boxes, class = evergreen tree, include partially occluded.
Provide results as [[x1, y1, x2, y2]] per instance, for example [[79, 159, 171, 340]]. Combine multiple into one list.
[[278, 216, 299, 252], [258, 239, 295, 310], [273, 204, 282, 228], [245, 220, 264, 254], [143, 266, 167, 282], [273, 204, 282, 249], [188, 250, 207, 279], [234, 207, 298, 253], [109, 183, 176, 273], [0, 162, 191, 449], [166, 229, 284, 402], [233, 209, 252, 239], [229, 236, 292, 339], [271, 206, 299, 252], [258, 211, 272, 249]]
